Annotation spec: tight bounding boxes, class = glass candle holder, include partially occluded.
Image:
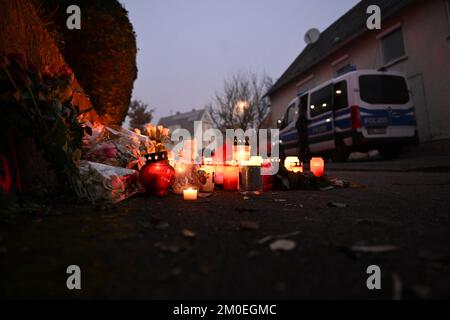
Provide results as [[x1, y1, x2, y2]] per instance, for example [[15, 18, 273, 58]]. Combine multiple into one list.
[[223, 165, 240, 191]]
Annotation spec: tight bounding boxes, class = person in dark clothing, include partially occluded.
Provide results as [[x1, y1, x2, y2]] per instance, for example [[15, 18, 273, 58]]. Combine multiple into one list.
[[297, 95, 309, 162]]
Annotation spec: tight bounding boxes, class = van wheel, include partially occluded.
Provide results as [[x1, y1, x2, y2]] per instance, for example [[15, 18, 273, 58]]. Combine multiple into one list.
[[378, 146, 401, 160], [331, 140, 350, 162]]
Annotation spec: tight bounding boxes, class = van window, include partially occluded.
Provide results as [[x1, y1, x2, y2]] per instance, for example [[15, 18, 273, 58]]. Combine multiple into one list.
[[286, 104, 297, 124], [310, 85, 332, 117], [359, 75, 410, 105], [333, 81, 348, 110]]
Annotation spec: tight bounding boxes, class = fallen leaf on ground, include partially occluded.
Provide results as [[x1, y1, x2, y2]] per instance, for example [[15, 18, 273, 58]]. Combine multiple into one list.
[[328, 202, 348, 208], [350, 245, 400, 254], [239, 221, 260, 231], [258, 231, 301, 245], [284, 203, 304, 208], [235, 207, 259, 214], [155, 242, 180, 253], [154, 222, 170, 230], [182, 229, 196, 239], [320, 186, 334, 191], [350, 183, 366, 189], [329, 178, 350, 188], [269, 239, 296, 252]]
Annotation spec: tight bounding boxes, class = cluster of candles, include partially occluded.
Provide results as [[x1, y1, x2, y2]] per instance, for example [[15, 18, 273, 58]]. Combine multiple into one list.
[[170, 140, 326, 201], [284, 156, 325, 177]]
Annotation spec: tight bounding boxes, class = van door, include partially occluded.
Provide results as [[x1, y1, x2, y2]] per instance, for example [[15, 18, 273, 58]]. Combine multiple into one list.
[[279, 101, 300, 156], [308, 84, 336, 154], [358, 74, 416, 139], [333, 80, 353, 147]]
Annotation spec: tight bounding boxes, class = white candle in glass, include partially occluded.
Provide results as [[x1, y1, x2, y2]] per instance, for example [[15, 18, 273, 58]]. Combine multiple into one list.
[[183, 188, 198, 201]]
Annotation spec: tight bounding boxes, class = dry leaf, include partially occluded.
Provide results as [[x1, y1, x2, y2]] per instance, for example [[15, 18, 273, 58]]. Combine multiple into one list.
[[350, 245, 400, 254], [269, 239, 296, 252], [239, 221, 260, 231], [182, 229, 196, 239], [328, 202, 348, 208]]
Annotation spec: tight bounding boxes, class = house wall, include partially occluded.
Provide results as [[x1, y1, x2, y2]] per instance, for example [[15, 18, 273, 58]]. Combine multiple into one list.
[[270, 0, 450, 143]]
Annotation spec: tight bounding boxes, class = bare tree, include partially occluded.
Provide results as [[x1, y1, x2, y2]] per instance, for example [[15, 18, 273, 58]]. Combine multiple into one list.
[[128, 100, 155, 132], [208, 72, 273, 132]]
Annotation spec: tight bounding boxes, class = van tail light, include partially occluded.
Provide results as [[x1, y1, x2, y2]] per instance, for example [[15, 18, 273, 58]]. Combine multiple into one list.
[[351, 105, 362, 129]]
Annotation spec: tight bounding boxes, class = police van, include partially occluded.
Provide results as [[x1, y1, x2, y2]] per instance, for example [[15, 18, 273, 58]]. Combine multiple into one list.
[[278, 70, 418, 161]]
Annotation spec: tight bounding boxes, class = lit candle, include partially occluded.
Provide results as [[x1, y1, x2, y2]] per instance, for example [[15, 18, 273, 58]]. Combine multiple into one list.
[[215, 164, 224, 185], [240, 156, 263, 194], [245, 156, 263, 167], [223, 164, 240, 191], [233, 138, 251, 164], [183, 188, 198, 201], [284, 157, 303, 173], [310, 157, 325, 177], [198, 165, 215, 193]]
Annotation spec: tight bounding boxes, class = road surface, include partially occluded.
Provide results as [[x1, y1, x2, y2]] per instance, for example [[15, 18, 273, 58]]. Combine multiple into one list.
[[1, 170, 450, 299]]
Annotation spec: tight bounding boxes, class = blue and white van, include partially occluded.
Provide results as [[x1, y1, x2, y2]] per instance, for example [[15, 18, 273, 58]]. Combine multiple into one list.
[[278, 70, 418, 161]]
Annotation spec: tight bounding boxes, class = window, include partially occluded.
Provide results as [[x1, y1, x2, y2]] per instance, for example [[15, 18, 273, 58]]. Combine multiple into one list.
[[286, 104, 298, 124], [310, 85, 333, 117], [333, 81, 348, 110], [359, 75, 410, 105], [381, 28, 406, 64], [447, 0, 450, 26]]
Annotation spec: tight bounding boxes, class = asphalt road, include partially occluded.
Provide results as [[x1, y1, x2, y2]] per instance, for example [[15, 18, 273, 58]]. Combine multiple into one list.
[[1, 170, 450, 299]]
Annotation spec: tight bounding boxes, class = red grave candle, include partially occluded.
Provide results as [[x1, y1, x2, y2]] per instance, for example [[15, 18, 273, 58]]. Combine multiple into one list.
[[223, 165, 239, 191], [310, 157, 325, 177]]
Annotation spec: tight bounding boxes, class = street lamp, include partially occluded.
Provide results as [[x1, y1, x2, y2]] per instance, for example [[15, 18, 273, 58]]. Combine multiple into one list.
[[235, 100, 249, 114]]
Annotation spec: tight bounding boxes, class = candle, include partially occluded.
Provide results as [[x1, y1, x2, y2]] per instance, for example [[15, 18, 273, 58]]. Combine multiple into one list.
[[284, 157, 303, 173], [245, 156, 263, 167], [310, 157, 325, 177], [215, 164, 224, 185], [198, 165, 215, 193], [223, 164, 240, 191], [183, 188, 198, 201], [233, 138, 251, 164]]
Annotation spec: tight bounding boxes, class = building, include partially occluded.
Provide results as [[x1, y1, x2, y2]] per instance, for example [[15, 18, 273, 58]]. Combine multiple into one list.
[[158, 108, 215, 143], [267, 0, 450, 145]]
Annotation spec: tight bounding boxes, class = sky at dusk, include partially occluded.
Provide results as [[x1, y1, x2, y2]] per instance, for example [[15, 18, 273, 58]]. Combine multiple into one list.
[[121, 0, 360, 123]]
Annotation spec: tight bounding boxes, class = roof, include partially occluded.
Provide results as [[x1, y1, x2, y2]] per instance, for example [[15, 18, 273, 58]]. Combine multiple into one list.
[[158, 109, 208, 134], [266, 0, 417, 97]]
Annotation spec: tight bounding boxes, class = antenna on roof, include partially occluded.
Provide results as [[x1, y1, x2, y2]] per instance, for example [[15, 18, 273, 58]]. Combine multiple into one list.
[[304, 28, 321, 45]]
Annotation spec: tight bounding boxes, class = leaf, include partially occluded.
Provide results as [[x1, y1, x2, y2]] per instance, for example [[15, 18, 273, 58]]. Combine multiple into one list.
[[181, 229, 196, 239], [350, 245, 400, 254], [328, 202, 348, 208], [257, 231, 301, 245], [239, 220, 260, 231], [269, 239, 296, 252]]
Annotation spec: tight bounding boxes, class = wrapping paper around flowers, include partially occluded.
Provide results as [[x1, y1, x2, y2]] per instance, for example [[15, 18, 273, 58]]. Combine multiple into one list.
[[82, 124, 154, 170], [79, 161, 144, 204]]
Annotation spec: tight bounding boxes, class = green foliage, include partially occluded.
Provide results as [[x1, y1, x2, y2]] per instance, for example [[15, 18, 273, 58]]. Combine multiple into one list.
[[0, 52, 90, 197]]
